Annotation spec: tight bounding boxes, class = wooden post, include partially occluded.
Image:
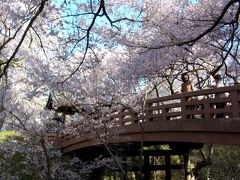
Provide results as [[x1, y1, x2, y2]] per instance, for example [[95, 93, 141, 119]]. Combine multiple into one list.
[[165, 155, 171, 180], [119, 109, 125, 126], [144, 155, 150, 180], [162, 105, 168, 121], [132, 111, 139, 124], [203, 99, 211, 120], [145, 101, 153, 122], [230, 89, 239, 118], [181, 97, 187, 120]]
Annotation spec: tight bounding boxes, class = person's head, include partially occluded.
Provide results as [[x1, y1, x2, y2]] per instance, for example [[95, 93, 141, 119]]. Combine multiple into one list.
[[213, 74, 222, 82], [181, 72, 189, 82]]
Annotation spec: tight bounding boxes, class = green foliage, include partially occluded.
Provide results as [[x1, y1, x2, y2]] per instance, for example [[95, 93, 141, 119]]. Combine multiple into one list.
[[0, 151, 36, 180], [0, 130, 24, 144], [198, 145, 240, 179], [0, 131, 37, 179]]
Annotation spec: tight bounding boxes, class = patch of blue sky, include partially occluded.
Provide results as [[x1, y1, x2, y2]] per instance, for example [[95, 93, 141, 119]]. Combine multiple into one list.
[[191, 0, 199, 4], [52, 0, 145, 56], [54, 0, 144, 34]]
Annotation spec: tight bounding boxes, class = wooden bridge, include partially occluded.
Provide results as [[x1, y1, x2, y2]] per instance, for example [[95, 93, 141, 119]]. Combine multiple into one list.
[[59, 85, 240, 154], [46, 85, 240, 179]]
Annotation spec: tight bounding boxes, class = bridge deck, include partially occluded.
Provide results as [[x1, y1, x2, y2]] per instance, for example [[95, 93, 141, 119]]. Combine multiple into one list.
[[58, 85, 240, 153]]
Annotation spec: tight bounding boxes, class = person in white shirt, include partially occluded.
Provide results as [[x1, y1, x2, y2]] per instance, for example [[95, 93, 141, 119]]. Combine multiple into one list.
[[213, 74, 226, 118]]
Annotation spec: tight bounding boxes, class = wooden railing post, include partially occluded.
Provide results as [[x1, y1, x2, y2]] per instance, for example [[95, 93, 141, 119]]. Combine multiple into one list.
[[132, 112, 138, 124], [181, 97, 187, 120], [203, 98, 211, 120], [119, 109, 124, 126], [161, 104, 168, 121], [145, 101, 153, 122], [230, 89, 239, 118], [126, 106, 139, 124]]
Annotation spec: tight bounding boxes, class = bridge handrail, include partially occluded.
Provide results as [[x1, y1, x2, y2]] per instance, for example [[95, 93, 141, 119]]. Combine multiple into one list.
[[114, 85, 240, 125], [58, 85, 240, 151]]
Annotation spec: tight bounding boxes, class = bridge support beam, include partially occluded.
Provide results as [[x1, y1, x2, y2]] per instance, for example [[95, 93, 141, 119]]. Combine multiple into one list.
[[165, 155, 171, 180], [73, 142, 202, 179], [144, 155, 150, 180]]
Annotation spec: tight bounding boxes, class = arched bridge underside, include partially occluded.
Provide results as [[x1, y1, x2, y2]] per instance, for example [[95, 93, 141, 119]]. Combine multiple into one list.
[[60, 85, 240, 154]]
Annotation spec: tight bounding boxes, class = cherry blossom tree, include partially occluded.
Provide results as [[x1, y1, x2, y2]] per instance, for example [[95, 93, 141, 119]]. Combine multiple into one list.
[[0, 0, 240, 178]]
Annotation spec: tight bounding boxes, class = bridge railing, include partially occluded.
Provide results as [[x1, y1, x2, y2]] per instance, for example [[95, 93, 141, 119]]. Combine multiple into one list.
[[111, 85, 240, 125], [55, 85, 240, 151]]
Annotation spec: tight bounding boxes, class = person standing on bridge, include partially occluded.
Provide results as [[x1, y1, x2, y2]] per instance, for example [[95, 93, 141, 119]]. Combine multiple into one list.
[[181, 72, 196, 119], [181, 72, 195, 94], [181, 72, 196, 101], [213, 74, 226, 118], [213, 74, 223, 88]]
